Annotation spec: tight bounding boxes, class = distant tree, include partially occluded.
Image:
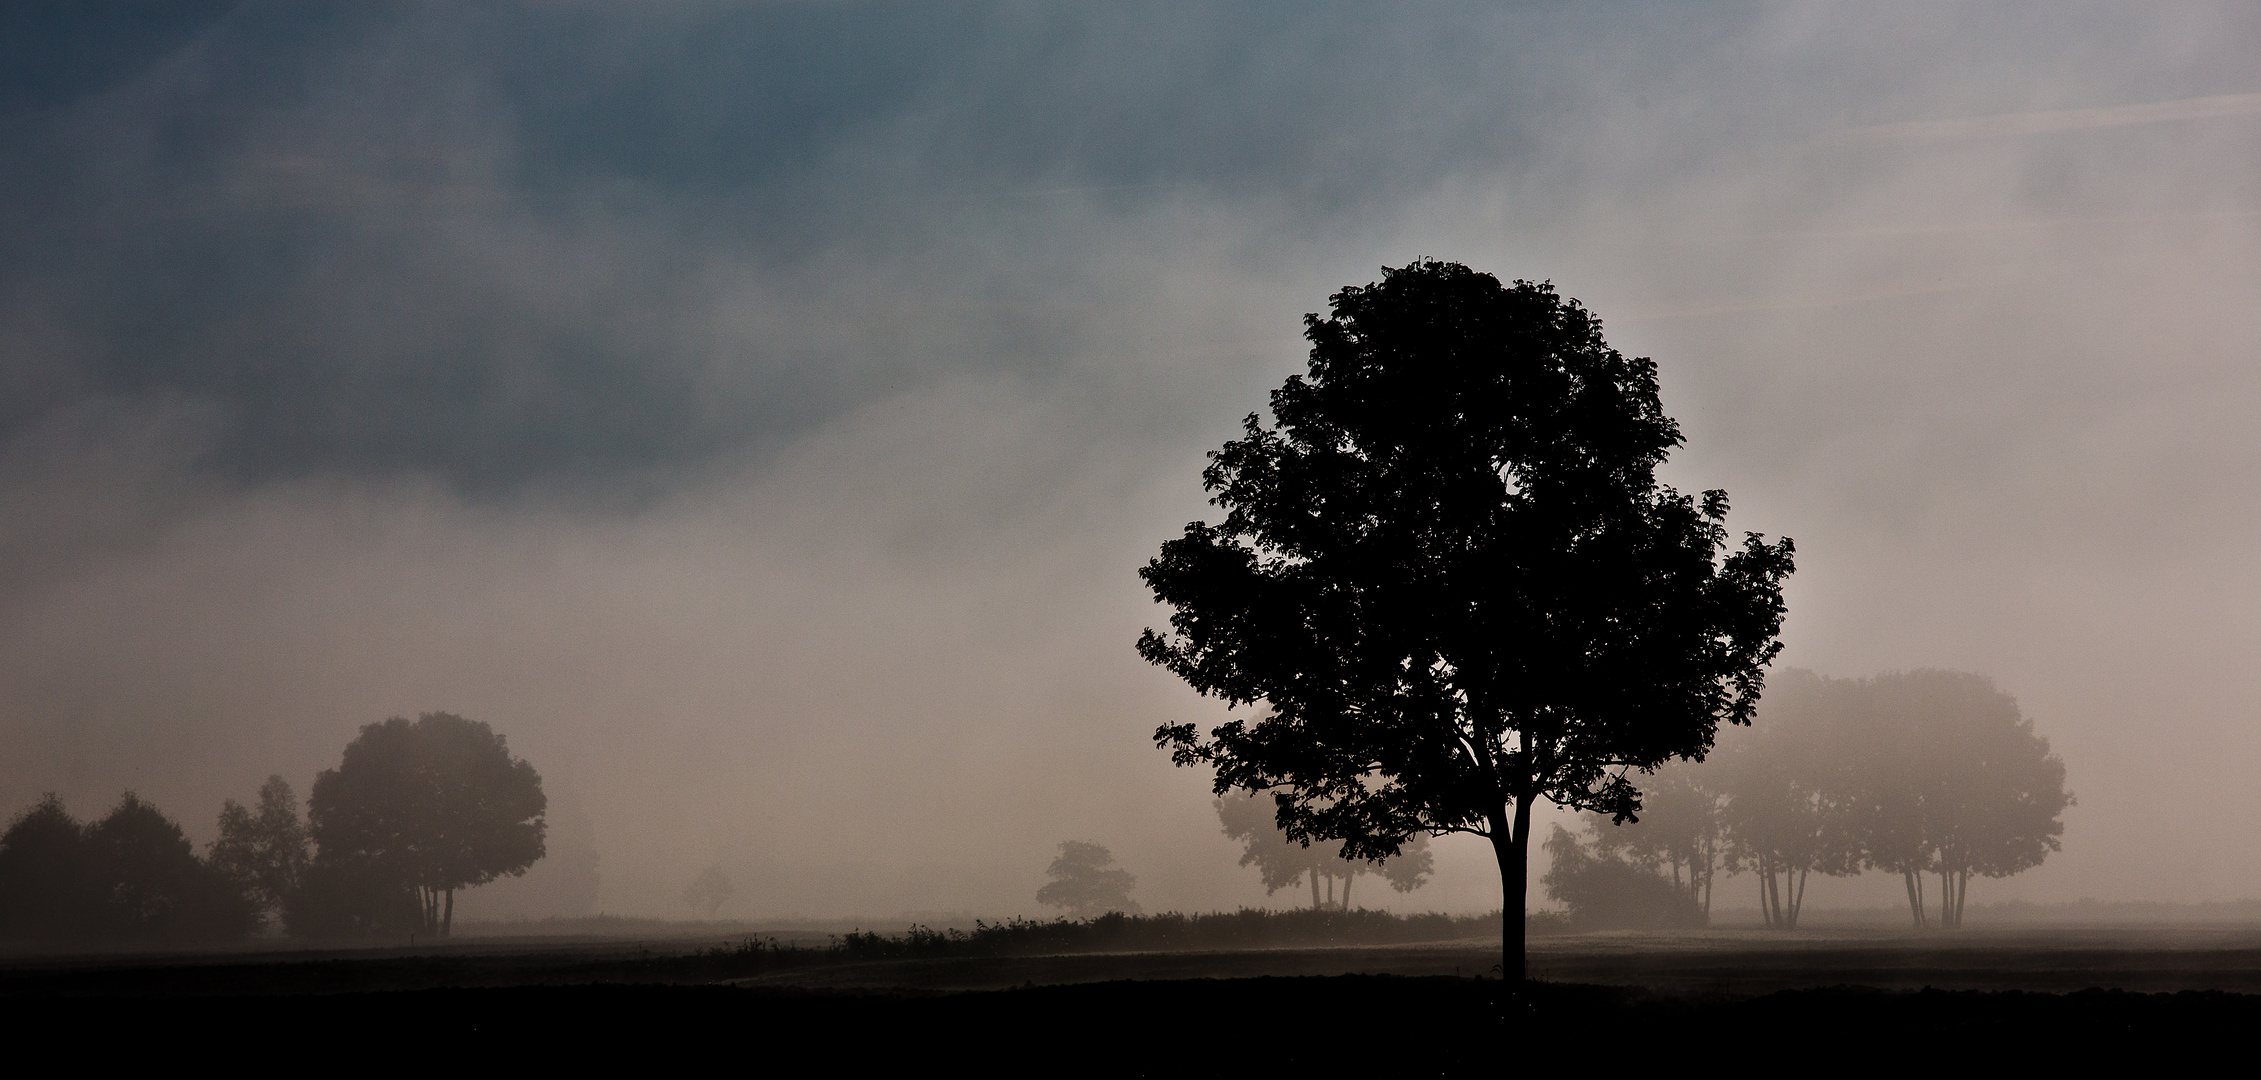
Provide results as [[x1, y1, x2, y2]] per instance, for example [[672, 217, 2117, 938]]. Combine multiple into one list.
[[1035, 841, 1140, 917], [210, 775, 311, 929], [1844, 670, 2072, 929], [1217, 793, 1431, 910], [683, 864, 734, 918], [307, 712, 546, 937], [1542, 823, 1704, 930], [1583, 761, 1723, 917], [0, 795, 102, 941], [1714, 676, 1862, 930], [86, 793, 259, 942], [0, 793, 255, 943], [1139, 261, 1794, 980]]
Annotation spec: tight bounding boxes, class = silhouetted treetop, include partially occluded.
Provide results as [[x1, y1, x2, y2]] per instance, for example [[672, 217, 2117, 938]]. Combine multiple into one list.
[[1140, 260, 1794, 981]]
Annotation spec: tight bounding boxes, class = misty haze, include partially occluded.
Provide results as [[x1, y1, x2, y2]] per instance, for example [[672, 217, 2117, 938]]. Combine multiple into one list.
[[6, 0, 2261, 1066]]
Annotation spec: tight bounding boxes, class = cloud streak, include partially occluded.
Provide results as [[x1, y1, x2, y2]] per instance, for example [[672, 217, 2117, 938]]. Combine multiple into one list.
[[1835, 92, 2261, 144]]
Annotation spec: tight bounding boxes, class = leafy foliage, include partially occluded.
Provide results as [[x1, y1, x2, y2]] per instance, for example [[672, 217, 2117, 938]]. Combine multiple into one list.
[[1138, 260, 1793, 977], [1541, 824, 1704, 931], [0, 793, 256, 943], [1035, 841, 1139, 917], [1697, 669, 2072, 929], [1582, 763, 1722, 917], [209, 775, 311, 929], [306, 712, 546, 936], [1216, 791, 1430, 909], [0, 795, 103, 941]]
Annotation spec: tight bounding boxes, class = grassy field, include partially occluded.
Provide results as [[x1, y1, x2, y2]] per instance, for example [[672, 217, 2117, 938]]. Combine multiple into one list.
[[11, 921, 2261, 1065]]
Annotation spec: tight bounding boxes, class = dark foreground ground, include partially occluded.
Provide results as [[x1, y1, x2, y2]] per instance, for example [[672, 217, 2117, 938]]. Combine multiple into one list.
[[10, 928, 2261, 1068]]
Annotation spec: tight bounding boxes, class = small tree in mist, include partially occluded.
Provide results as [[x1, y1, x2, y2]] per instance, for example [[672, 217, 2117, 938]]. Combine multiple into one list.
[[684, 864, 734, 918], [1713, 679, 1859, 930], [1684, 668, 2071, 930], [1139, 261, 1794, 981], [308, 712, 546, 937], [1217, 792, 1431, 910], [210, 775, 311, 929], [1036, 841, 1140, 917], [1841, 670, 2071, 929], [1583, 761, 1723, 917], [1542, 823, 1704, 930]]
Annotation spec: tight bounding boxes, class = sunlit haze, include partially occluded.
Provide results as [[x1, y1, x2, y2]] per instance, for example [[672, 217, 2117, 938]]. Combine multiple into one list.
[[4, 3, 2258, 920]]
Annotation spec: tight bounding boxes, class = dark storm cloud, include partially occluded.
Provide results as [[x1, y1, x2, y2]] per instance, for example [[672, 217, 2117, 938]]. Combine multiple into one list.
[[18, 0, 2184, 492]]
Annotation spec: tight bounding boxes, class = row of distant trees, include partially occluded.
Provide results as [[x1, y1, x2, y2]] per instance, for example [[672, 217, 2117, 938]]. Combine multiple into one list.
[[1544, 668, 2072, 930], [1035, 797, 1439, 919], [0, 712, 546, 944]]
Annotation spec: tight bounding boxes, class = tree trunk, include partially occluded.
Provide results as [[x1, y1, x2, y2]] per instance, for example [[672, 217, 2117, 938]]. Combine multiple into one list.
[[1955, 870, 1968, 927], [1902, 871, 1924, 929], [443, 888, 455, 937], [1341, 873, 1354, 911], [1494, 795, 1533, 985], [1757, 865, 1772, 929], [1938, 870, 1951, 930], [1311, 871, 1322, 912], [1763, 862, 1784, 930]]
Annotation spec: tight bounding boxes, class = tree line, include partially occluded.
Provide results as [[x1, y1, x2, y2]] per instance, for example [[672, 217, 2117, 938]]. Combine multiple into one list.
[[0, 711, 546, 944], [1544, 668, 2072, 930], [1033, 801, 1437, 919]]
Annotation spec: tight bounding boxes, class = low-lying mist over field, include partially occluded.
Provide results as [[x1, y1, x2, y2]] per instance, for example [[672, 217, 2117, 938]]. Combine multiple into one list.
[[5, 3, 2261, 921]]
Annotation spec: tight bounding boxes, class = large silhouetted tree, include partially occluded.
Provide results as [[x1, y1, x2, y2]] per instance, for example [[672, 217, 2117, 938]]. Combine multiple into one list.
[[1139, 261, 1794, 981], [1217, 792, 1432, 910], [308, 712, 546, 936]]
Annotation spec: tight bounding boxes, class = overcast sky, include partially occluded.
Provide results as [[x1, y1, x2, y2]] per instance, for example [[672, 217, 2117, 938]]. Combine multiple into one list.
[[5, 2, 2261, 918]]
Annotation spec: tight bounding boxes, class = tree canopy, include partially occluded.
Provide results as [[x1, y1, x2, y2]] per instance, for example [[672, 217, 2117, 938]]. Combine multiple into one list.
[[0, 793, 255, 943], [307, 712, 546, 936], [1216, 792, 1430, 910], [1791, 668, 2071, 928], [684, 864, 735, 918], [1139, 260, 1794, 979], [1592, 668, 2074, 930], [1580, 761, 1723, 919], [1035, 841, 1140, 918], [210, 774, 311, 929]]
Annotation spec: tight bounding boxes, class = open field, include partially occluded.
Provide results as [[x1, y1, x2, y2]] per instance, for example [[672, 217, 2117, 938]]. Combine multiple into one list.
[[19, 924, 2261, 996], [8, 924, 2261, 1066]]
